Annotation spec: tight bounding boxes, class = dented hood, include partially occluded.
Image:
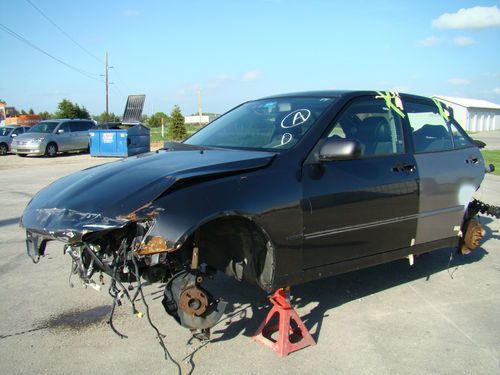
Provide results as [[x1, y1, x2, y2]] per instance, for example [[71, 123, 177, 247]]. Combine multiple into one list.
[[21, 148, 275, 239]]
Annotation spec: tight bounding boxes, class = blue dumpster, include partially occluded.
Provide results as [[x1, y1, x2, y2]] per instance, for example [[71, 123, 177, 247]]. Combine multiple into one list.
[[89, 123, 150, 157]]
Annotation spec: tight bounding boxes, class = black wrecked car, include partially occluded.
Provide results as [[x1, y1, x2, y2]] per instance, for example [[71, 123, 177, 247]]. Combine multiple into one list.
[[22, 90, 496, 334]]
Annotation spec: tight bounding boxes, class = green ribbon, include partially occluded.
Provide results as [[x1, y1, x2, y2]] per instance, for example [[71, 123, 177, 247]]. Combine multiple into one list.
[[431, 98, 450, 122], [375, 91, 405, 118]]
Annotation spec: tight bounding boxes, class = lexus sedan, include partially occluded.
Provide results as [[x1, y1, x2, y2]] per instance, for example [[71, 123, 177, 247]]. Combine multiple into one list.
[[21, 91, 493, 334]]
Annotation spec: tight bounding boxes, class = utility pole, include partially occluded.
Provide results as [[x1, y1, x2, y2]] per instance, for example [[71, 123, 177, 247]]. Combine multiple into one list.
[[198, 89, 202, 126], [105, 52, 109, 122], [100, 52, 113, 123]]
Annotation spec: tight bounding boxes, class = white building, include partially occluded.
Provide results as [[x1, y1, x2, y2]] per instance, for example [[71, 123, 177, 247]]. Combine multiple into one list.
[[184, 114, 219, 125], [433, 95, 500, 132]]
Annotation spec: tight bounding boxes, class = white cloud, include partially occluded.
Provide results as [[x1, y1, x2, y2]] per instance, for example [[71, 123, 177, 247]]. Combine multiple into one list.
[[452, 36, 475, 46], [242, 70, 261, 82], [123, 9, 140, 17], [493, 88, 500, 95], [417, 36, 442, 47], [448, 78, 471, 86], [432, 6, 500, 29]]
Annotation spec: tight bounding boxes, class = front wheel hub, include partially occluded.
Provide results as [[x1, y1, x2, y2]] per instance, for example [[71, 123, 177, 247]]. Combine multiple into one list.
[[162, 271, 227, 330]]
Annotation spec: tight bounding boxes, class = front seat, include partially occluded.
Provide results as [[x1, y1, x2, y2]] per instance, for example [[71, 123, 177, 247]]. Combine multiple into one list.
[[361, 117, 393, 156]]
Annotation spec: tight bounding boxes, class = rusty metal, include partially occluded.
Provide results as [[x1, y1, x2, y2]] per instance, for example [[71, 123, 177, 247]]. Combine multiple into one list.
[[136, 236, 168, 255], [179, 285, 209, 316], [461, 219, 484, 254]]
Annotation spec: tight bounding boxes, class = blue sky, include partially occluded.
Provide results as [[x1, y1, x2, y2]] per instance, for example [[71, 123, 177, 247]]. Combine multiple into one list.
[[1, 0, 500, 116]]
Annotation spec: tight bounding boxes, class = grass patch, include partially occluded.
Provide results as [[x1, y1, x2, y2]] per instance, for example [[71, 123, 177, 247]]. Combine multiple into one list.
[[149, 125, 201, 142], [481, 150, 500, 176]]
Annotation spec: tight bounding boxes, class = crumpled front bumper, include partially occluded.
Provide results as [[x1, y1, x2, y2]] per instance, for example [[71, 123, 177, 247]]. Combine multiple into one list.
[[22, 207, 132, 261]]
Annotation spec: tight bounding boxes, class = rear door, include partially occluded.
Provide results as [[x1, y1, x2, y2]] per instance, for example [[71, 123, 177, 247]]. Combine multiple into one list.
[[70, 121, 92, 150], [302, 96, 419, 268], [403, 97, 484, 245]]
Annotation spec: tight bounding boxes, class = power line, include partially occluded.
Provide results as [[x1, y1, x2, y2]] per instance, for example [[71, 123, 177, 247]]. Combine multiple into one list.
[[0, 23, 103, 83], [25, 0, 103, 64]]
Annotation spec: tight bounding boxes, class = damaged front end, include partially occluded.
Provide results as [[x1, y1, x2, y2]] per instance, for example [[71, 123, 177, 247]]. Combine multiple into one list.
[[24, 211, 227, 336], [21, 147, 277, 337]]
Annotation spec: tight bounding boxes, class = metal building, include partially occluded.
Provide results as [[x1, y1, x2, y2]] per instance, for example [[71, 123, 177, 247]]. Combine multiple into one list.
[[433, 95, 500, 132]]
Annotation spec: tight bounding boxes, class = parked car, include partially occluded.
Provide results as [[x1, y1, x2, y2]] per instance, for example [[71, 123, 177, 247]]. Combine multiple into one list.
[[0, 125, 30, 155], [21, 91, 494, 335], [11, 119, 95, 157]]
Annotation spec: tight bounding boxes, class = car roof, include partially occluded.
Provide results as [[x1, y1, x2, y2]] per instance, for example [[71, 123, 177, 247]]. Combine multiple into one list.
[[39, 118, 93, 122], [257, 90, 431, 102]]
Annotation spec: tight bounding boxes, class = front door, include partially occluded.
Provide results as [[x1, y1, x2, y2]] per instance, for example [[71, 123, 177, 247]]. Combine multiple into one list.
[[302, 97, 419, 269], [56, 122, 73, 151]]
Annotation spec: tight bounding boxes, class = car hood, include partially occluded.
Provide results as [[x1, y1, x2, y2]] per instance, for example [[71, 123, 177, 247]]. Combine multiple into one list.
[[21, 148, 276, 240]]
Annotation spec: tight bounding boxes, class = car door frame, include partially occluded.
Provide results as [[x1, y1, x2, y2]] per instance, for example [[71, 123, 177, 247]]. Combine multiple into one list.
[[69, 121, 91, 150], [300, 94, 420, 270], [399, 94, 485, 247]]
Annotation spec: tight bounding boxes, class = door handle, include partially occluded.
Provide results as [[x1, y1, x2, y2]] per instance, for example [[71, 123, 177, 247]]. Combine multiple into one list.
[[465, 156, 479, 165], [392, 162, 416, 173]]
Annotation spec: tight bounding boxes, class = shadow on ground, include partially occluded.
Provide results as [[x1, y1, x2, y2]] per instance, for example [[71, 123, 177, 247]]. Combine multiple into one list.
[[207, 218, 496, 344]]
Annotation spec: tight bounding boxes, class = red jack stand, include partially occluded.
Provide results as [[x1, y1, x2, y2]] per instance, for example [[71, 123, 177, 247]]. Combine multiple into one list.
[[252, 287, 316, 356]]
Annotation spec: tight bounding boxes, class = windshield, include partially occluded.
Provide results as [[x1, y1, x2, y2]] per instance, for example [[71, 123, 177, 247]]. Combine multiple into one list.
[[28, 121, 59, 133], [185, 97, 336, 150], [0, 128, 12, 136]]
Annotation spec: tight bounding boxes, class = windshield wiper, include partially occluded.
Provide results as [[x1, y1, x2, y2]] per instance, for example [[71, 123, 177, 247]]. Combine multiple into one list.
[[161, 141, 214, 152]]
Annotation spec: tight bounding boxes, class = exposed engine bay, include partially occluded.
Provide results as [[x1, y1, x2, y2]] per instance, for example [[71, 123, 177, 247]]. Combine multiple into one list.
[[27, 219, 229, 341]]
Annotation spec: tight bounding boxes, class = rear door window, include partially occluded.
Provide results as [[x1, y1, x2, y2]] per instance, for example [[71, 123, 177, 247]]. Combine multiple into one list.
[[405, 101, 453, 153], [450, 121, 473, 148], [70, 121, 93, 132]]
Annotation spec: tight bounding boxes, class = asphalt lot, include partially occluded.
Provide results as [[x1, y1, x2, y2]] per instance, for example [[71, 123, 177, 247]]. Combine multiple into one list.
[[0, 150, 499, 375]]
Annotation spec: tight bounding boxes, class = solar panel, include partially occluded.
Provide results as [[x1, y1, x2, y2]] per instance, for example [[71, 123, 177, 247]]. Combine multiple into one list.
[[122, 95, 145, 124]]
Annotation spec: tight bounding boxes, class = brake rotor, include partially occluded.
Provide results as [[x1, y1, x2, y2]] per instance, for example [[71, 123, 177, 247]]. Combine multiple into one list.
[[179, 285, 209, 316], [162, 271, 227, 330], [461, 219, 484, 254]]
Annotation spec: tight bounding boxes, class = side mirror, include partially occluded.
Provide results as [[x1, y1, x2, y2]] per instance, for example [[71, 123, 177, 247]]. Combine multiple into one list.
[[57, 129, 64, 134], [318, 138, 362, 162], [11, 133, 17, 137], [473, 139, 486, 149]]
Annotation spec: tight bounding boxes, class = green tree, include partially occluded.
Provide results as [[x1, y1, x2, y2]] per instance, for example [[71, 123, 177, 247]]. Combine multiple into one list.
[[28, 108, 35, 115], [140, 114, 149, 124], [54, 99, 90, 119], [38, 111, 53, 120], [147, 112, 170, 128], [94, 112, 121, 123], [20, 109, 27, 115], [167, 105, 187, 140]]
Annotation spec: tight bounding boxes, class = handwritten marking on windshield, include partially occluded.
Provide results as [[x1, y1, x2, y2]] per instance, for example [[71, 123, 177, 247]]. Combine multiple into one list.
[[273, 133, 293, 148], [281, 109, 311, 128]]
